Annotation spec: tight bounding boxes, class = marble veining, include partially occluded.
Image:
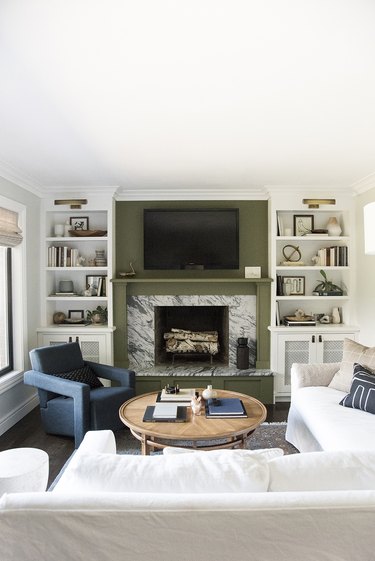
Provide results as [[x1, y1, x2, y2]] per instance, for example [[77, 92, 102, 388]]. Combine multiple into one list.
[[127, 294, 256, 369]]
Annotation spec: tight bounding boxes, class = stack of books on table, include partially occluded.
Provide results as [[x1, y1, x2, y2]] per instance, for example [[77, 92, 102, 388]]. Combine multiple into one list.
[[142, 402, 187, 423], [158, 388, 196, 403], [205, 398, 247, 419]]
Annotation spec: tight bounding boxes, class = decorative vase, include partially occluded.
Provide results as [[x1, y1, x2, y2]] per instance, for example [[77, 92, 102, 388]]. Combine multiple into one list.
[[202, 385, 216, 400], [326, 217, 342, 236], [332, 307, 341, 324]]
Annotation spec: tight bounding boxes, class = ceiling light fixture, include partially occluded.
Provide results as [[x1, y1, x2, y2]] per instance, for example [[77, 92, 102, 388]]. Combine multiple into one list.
[[364, 202, 375, 255], [302, 198, 336, 209], [54, 199, 88, 209]]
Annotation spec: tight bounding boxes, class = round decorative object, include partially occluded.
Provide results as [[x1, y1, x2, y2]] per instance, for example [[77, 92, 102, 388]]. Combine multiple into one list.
[[326, 217, 342, 236], [282, 245, 302, 262], [202, 385, 216, 400], [53, 311, 66, 324]]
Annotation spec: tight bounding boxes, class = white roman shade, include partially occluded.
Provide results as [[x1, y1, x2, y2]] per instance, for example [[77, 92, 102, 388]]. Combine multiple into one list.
[[0, 207, 23, 247]]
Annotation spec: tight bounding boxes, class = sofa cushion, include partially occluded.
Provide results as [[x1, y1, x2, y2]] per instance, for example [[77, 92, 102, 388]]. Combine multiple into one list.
[[49, 364, 103, 389], [340, 363, 375, 414], [268, 450, 375, 491], [290, 385, 375, 452], [328, 339, 375, 393], [53, 449, 271, 494]]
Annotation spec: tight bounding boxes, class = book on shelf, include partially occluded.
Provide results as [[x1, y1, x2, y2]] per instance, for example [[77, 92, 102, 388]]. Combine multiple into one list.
[[205, 398, 247, 418], [284, 316, 316, 326], [158, 388, 196, 403], [142, 405, 187, 423]]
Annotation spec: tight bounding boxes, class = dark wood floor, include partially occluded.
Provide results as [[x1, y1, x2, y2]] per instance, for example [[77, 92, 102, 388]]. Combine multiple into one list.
[[0, 402, 290, 487]]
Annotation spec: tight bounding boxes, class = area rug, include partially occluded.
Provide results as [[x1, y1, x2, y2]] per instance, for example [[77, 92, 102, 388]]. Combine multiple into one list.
[[114, 422, 298, 456]]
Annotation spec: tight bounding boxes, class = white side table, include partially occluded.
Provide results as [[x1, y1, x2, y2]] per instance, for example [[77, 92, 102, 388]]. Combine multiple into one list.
[[0, 448, 49, 494]]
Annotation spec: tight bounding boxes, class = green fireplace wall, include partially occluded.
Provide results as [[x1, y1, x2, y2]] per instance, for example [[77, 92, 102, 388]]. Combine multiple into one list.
[[113, 200, 270, 367]]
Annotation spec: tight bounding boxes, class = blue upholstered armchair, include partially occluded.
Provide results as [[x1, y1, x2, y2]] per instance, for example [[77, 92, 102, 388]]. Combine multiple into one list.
[[24, 342, 135, 447]]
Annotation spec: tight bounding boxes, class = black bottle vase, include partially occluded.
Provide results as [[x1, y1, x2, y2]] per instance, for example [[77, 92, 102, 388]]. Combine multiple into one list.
[[236, 337, 249, 369]]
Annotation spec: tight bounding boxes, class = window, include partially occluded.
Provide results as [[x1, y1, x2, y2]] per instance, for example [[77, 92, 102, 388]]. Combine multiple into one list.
[[0, 246, 13, 374]]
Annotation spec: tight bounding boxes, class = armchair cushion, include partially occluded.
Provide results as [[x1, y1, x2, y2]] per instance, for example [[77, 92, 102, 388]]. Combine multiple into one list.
[[48, 364, 103, 389], [329, 339, 375, 393]]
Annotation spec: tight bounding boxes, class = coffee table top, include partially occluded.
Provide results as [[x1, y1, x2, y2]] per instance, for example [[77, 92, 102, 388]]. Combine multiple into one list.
[[119, 389, 267, 444]]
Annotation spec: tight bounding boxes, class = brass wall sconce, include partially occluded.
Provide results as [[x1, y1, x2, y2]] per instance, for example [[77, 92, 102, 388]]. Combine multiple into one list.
[[302, 198, 336, 209], [54, 199, 88, 209]]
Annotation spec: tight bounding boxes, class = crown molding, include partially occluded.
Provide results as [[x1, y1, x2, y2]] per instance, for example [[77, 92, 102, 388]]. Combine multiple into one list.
[[114, 185, 267, 201], [0, 159, 44, 196], [351, 172, 375, 195]]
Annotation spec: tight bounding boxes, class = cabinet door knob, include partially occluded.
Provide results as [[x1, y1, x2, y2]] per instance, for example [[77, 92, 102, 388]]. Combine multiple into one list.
[[312, 335, 315, 343], [319, 335, 322, 343], [68, 336, 72, 343], [76, 336, 79, 343]]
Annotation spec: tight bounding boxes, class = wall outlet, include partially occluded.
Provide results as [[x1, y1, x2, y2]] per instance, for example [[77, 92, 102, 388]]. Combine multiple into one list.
[[245, 266, 261, 279]]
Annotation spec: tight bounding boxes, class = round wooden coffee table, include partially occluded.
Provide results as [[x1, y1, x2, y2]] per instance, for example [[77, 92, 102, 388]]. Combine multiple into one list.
[[119, 389, 267, 455]]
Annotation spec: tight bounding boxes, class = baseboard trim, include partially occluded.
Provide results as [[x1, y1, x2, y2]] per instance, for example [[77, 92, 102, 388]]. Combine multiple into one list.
[[0, 394, 39, 436]]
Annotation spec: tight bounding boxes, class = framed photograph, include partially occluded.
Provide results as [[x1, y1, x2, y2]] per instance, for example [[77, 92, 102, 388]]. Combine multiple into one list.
[[293, 214, 314, 236], [282, 276, 305, 296], [70, 216, 89, 230], [86, 275, 105, 296], [68, 310, 84, 320]]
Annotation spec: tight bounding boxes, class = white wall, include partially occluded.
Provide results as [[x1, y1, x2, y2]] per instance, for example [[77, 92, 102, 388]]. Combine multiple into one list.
[[0, 177, 41, 434], [355, 187, 375, 347]]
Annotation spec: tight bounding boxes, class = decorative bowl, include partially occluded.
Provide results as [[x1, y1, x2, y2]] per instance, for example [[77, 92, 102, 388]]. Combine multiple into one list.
[[70, 229, 107, 237]]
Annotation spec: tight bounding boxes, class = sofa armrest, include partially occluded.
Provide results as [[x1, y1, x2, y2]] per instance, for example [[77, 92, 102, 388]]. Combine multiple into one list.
[[291, 362, 340, 393], [85, 362, 135, 388], [74, 430, 116, 456]]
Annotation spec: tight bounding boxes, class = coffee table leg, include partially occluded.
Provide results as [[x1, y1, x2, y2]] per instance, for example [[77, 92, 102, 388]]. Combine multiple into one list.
[[141, 434, 150, 455]]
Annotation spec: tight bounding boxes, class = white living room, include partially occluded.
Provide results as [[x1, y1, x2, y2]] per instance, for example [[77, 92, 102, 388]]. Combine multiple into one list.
[[1, 1, 375, 560]]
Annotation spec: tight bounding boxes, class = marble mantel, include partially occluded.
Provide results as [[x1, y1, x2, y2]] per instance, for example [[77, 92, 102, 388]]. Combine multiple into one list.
[[112, 278, 272, 369]]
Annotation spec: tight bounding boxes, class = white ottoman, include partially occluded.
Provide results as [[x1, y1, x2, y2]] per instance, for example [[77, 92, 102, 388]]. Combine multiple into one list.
[[0, 448, 49, 494]]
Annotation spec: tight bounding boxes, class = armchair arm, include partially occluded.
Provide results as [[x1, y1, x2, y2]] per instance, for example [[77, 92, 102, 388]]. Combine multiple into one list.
[[24, 370, 90, 447], [85, 362, 135, 388], [290, 362, 340, 394]]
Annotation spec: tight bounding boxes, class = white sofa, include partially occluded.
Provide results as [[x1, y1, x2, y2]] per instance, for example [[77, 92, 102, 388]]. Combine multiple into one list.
[[286, 339, 375, 453], [2, 430, 375, 561]]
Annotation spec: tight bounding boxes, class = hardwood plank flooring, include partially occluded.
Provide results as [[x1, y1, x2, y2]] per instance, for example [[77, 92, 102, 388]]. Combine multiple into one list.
[[0, 403, 290, 487]]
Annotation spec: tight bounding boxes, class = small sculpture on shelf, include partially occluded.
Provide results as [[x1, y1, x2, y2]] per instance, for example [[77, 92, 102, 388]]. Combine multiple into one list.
[[119, 262, 136, 278], [313, 270, 343, 296]]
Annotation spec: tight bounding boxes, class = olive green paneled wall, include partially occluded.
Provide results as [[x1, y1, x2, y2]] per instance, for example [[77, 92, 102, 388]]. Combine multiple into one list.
[[113, 201, 270, 368]]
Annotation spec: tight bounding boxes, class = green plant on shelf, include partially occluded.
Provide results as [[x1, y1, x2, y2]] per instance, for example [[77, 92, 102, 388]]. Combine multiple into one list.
[[86, 306, 108, 324], [313, 270, 343, 296]]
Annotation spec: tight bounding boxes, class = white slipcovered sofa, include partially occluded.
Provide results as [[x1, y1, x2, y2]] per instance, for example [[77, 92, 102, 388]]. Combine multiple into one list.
[[286, 338, 375, 453], [2, 429, 375, 561]]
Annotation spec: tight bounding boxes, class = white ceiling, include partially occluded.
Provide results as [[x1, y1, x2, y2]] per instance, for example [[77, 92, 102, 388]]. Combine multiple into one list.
[[1, 0, 375, 199]]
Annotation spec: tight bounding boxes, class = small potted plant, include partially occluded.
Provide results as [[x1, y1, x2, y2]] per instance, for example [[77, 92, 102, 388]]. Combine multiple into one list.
[[313, 270, 343, 296], [86, 306, 108, 324]]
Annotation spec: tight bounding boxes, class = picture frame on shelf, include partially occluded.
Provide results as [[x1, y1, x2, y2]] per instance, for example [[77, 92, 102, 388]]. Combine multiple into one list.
[[86, 275, 106, 296], [68, 310, 84, 321], [293, 214, 314, 236], [70, 216, 89, 231], [282, 276, 305, 295]]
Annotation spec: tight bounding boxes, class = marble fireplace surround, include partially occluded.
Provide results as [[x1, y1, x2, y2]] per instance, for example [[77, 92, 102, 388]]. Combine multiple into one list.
[[127, 295, 256, 369], [112, 278, 272, 371]]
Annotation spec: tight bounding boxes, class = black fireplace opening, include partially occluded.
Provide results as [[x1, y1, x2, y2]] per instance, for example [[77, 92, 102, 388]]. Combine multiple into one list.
[[154, 305, 229, 365]]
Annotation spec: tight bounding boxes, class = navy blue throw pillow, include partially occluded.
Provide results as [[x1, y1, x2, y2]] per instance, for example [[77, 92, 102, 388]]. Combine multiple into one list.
[[340, 363, 375, 414]]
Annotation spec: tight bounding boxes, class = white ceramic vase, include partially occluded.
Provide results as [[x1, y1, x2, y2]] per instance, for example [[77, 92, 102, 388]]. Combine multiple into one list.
[[332, 307, 341, 324], [202, 385, 216, 400], [326, 217, 342, 236]]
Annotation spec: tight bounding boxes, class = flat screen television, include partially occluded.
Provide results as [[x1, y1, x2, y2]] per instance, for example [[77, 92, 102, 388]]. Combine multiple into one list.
[[143, 208, 239, 270]]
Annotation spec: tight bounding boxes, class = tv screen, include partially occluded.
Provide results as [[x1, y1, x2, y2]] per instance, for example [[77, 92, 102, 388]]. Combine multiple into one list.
[[144, 208, 239, 270]]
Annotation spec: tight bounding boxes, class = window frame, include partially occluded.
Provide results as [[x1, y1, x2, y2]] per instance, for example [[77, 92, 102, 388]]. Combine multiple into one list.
[[0, 246, 13, 375]]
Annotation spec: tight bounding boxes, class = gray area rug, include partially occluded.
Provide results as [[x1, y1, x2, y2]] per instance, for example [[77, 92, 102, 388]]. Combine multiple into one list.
[[114, 423, 298, 456]]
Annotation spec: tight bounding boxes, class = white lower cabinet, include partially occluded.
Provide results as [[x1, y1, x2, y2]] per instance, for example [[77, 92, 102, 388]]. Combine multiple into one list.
[[270, 328, 359, 398], [36, 327, 115, 365]]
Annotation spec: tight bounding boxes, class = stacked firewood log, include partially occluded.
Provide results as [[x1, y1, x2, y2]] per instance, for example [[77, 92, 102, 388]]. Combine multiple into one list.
[[164, 328, 219, 355]]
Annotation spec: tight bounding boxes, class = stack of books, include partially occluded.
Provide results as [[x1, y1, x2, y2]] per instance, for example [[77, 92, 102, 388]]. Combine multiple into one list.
[[284, 315, 316, 326], [158, 388, 196, 403], [205, 398, 247, 419], [142, 403, 187, 423]]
